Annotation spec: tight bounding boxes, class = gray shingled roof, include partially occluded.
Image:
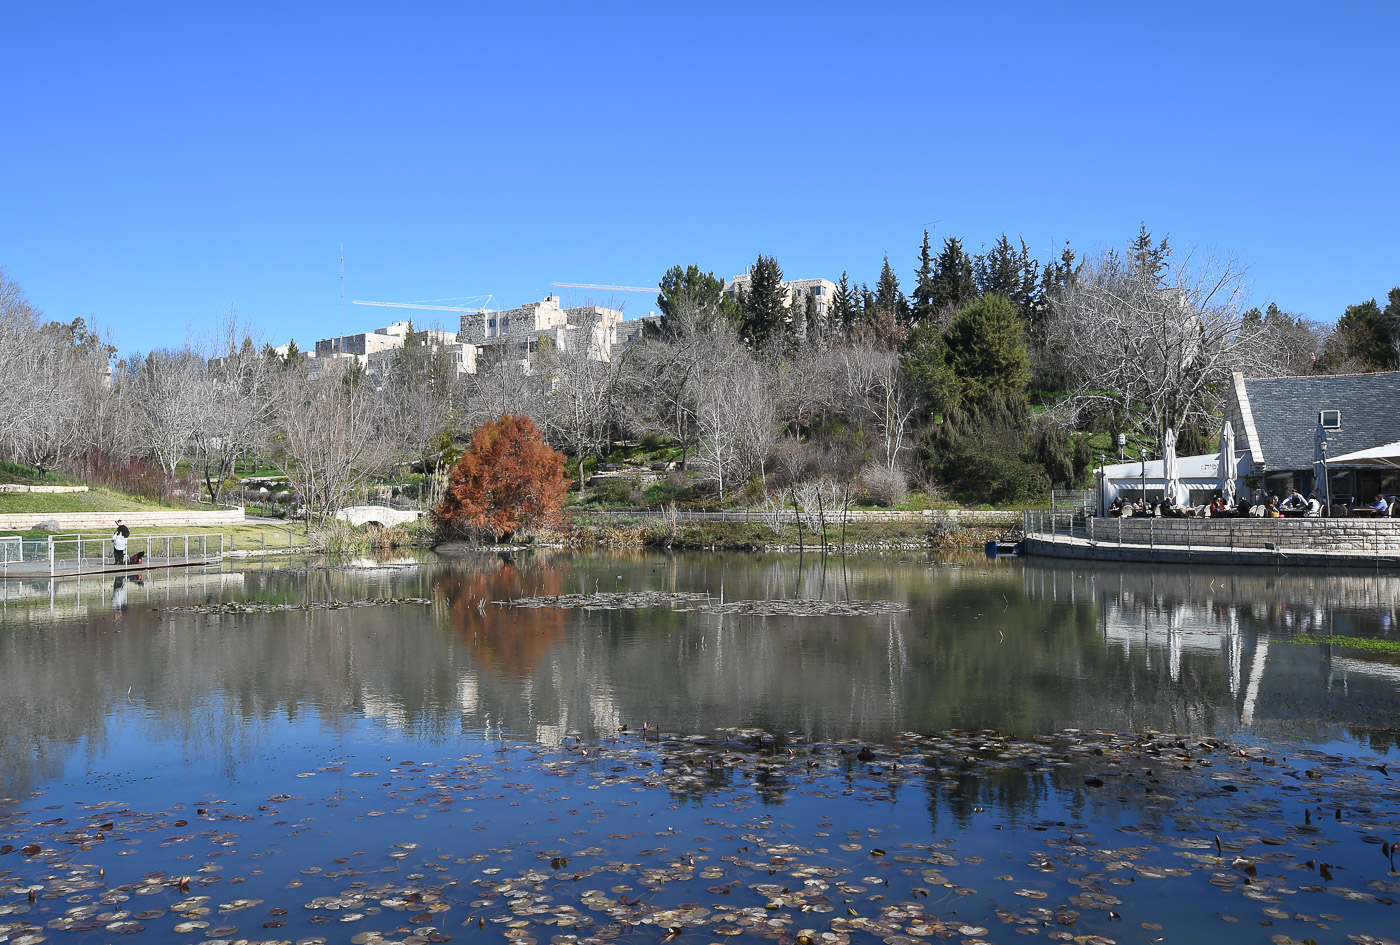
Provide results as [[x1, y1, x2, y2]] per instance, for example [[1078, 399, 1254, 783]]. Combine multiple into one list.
[[1242, 372, 1400, 471]]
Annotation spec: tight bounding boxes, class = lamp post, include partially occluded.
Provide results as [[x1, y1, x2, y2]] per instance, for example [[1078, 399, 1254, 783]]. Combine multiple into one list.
[[1098, 454, 1106, 517], [1140, 448, 1147, 511], [1118, 433, 1126, 464]]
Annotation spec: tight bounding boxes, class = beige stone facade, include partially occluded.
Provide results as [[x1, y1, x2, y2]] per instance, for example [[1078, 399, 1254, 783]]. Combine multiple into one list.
[[458, 296, 625, 367]]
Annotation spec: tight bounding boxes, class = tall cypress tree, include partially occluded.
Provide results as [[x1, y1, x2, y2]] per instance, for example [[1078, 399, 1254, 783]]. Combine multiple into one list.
[[911, 229, 938, 327]]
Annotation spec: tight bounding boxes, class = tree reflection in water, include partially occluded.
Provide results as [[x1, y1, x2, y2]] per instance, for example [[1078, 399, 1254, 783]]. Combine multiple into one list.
[[438, 553, 569, 678]]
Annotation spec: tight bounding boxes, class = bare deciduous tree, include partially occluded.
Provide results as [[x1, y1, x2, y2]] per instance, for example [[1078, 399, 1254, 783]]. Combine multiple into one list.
[[1046, 247, 1279, 437], [691, 327, 776, 498], [276, 362, 396, 523], [538, 330, 631, 489], [838, 343, 919, 472], [120, 348, 203, 480], [188, 308, 282, 503]]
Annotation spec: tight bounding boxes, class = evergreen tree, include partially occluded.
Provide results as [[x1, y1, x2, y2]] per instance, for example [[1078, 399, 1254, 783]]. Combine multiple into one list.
[[902, 321, 960, 414], [655, 264, 740, 335], [858, 283, 877, 321], [911, 229, 938, 326], [738, 254, 789, 349], [802, 291, 823, 346], [1129, 223, 1171, 285], [830, 271, 857, 341], [942, 293, 1031, 406], [974, 234, 1041, 320], [1038, 241, 1079, 298], [874, 254, 910, 325], [930, 237, 977, 312], [1333, 294, 1400, 370], [1034, 241, 1078, 328]]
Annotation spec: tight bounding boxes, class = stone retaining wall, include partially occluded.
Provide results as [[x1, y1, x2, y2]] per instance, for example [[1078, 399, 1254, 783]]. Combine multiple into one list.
[[0, 508, 244, 531], [1085, 516, 1400, 553]]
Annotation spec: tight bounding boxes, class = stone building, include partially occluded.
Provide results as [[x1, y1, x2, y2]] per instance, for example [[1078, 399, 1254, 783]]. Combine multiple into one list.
[[723, 273, 837, 326], [309, 323, 475, 384], [315, 321, 413, 357], [457, 296, 624, 368], [1224, 370, 1400, 505]]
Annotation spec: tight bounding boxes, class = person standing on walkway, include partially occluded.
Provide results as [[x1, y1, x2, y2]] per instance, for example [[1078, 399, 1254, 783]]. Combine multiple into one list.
[[113, 519, 129, 565]]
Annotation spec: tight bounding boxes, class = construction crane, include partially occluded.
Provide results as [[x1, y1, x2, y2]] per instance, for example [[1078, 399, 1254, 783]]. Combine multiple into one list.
[[550, 282, 655, 293]]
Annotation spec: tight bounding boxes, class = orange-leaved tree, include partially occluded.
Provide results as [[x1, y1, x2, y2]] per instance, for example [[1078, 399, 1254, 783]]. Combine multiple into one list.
[[435, 415, 568, 541]]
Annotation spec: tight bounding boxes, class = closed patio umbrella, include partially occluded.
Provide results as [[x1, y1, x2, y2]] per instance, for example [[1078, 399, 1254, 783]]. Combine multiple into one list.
[[1219, 421, 1237, 507], [1163, 427, 1183, 506], [1313, 422, 1330, 509]]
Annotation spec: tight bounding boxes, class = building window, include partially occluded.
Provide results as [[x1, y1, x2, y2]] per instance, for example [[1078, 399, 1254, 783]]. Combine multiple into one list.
[[1320, 409, 1341, 429]]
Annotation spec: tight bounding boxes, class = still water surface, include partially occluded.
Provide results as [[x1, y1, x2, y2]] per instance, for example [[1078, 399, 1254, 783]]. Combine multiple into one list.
[[2, 550, 1400, 943]]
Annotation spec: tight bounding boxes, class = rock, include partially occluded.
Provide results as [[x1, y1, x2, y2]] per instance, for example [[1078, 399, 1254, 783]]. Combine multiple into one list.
[[33, 519, 61, 532]]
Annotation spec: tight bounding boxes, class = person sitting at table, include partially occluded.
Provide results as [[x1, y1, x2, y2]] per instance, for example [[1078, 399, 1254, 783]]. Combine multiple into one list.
[[1209, 493, 1228, 517], [1305, 492, 1323, 517], [1108, 495, 1127, 517], [1280, 490, 1307, 515], [1264, 496, 1282, 518], [1371, 493, 1390, 513]]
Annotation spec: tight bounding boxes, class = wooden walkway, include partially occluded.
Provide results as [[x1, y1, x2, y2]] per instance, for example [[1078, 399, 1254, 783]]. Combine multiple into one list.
[[0, 556, 221, 580]]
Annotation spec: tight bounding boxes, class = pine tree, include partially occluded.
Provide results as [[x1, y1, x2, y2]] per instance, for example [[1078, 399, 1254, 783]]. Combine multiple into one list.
[[1129, 223, 1171, 286], [942, 294, 1031, 407], [739, 254, 789, 349], [1037, 241, 1079, 301], [859, 283, 877, 321], [874, 254, 910, 327], [911, 230, 938, 327], [930, 237, 977, 313], [655, 264, 740, 335], [974, 234, 1041, 319], [830, 271, 857, 341]]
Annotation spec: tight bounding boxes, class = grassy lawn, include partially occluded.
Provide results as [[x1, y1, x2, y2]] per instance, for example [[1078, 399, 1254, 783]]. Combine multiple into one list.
[[8, 522, 311, 549], [0, 488, 208, 514]]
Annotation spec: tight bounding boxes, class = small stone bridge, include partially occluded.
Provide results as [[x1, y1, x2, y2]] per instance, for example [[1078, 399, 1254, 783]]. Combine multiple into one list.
[[334, 505, 422, 528]]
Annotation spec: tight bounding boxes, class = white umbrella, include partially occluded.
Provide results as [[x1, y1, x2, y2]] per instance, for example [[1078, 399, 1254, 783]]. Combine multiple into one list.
[[1218, 420, 1237, 507], [1313, 422, 1330, 508], [1328, 440, 1400, 469], [1163, 427, 1183, 506]]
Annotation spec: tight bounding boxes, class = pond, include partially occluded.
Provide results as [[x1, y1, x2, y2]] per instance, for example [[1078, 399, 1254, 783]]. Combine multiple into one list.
[[2, 550, 1400, 945]]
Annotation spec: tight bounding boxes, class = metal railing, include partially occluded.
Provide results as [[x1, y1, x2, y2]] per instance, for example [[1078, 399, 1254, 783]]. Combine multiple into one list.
[[2, 533, 224, 576], [1021, 509, 1091, 541]]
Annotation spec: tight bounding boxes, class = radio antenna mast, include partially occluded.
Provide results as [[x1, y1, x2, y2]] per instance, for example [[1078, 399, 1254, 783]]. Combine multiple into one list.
[[338, 244, 345, 353]]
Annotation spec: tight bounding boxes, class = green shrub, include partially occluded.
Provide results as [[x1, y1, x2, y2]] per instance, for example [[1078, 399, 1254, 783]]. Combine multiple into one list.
[[587, 478, 633, 506], [921, 393, 1051, 504]]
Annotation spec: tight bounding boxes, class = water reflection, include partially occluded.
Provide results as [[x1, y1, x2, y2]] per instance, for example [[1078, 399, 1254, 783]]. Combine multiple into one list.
[[2, 552, 1400, 802]]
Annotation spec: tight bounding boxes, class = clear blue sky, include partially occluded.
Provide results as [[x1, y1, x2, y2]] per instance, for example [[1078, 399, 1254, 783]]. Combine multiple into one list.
[[4, 2, 1398, 357]]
